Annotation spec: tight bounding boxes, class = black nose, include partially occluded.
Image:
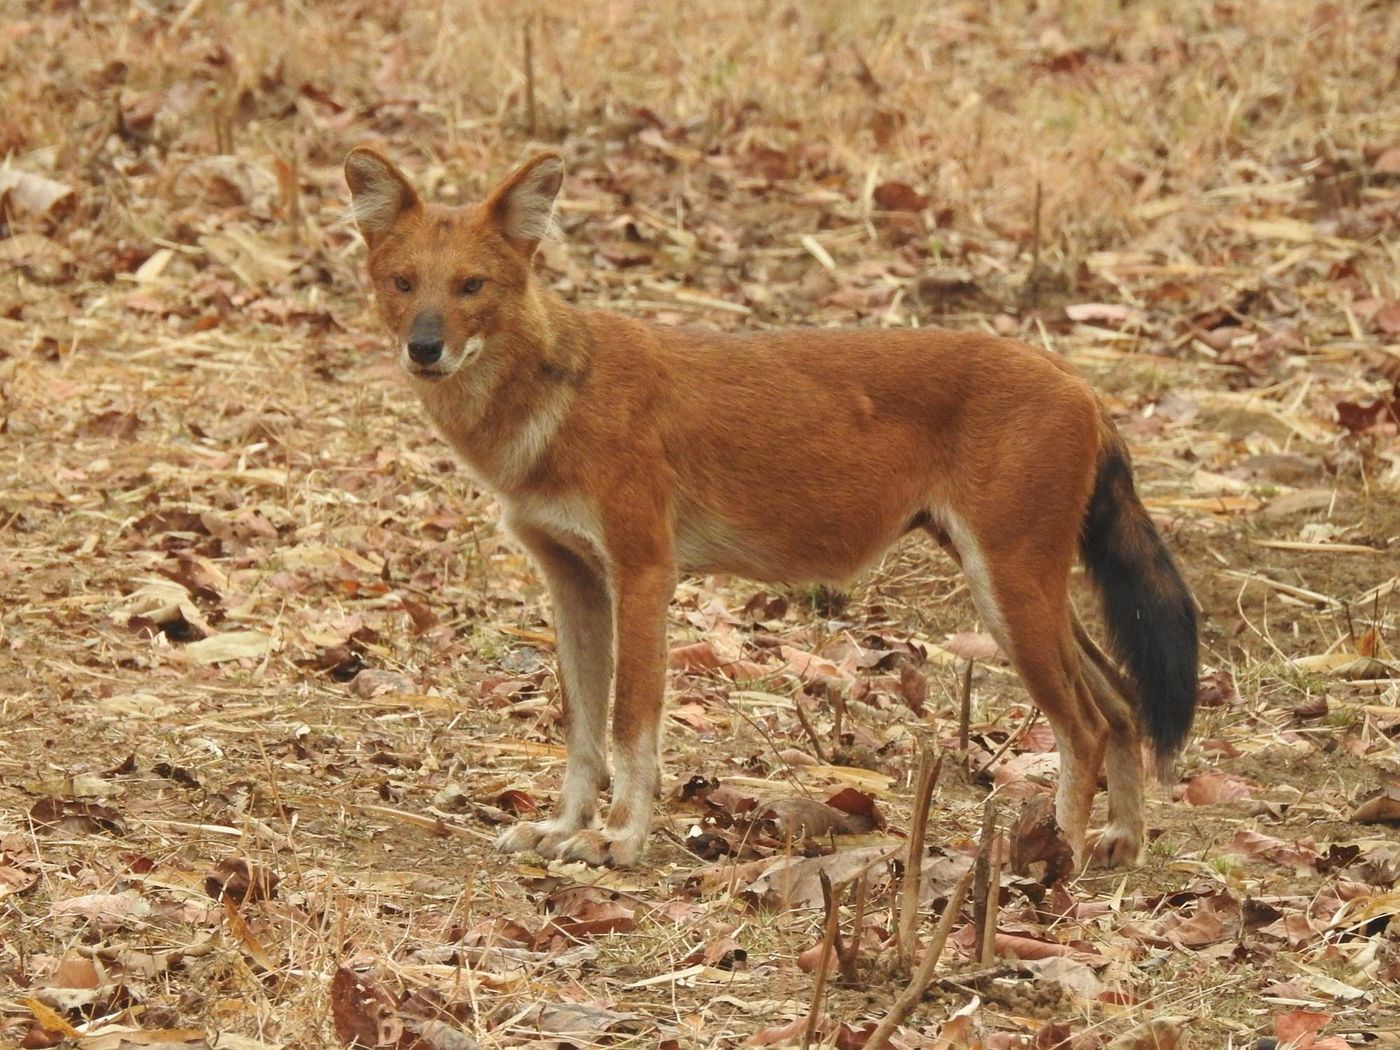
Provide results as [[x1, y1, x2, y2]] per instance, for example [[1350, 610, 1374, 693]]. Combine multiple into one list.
[[407, 310, 445, 366]]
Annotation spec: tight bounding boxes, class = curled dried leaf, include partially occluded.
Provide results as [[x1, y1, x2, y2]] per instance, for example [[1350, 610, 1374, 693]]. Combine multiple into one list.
[[29, 799, 126, 837], [0, 167, 75, 217], [1011, 794, 1074, 885], [756, 795, 876, 840], [204, 858, 280, 903], [330, 966, 402, 1048], [1176, 771, 1254, 805]]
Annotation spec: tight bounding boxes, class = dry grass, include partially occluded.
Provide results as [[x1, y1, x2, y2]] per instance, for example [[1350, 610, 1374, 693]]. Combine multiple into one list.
[[2, 0, 1399, 1046]]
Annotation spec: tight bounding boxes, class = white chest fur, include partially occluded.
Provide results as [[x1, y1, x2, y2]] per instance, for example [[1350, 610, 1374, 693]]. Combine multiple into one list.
[[502, 492, 606, 566]]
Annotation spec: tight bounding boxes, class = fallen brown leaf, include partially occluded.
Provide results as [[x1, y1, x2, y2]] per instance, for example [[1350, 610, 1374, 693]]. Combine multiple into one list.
[[1274, 1008, 1330, 1047], [1351, 785, 1400, 824], [204, 858, 280, 903], [872, 181, 929, 212], [756, 794, 879, 839], [330, 967, 402, 1048], [1010, 795, 1074, 885], [1177, 771, 1255, 805]]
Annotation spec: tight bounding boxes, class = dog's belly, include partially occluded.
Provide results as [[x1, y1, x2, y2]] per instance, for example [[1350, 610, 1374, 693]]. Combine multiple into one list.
[[673, 503, 918, 585]]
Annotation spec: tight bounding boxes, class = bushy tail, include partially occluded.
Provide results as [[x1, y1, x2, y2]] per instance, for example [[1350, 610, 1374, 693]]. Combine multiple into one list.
[[1080, 431, 1199, 773]]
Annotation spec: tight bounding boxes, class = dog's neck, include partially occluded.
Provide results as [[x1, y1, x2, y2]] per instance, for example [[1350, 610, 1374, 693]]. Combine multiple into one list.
[[413, 284, 588, 493]]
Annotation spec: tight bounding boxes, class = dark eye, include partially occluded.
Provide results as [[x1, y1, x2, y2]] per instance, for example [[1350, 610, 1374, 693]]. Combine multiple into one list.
[[392, 274, 412, 293], [459, 277, 484, 296]]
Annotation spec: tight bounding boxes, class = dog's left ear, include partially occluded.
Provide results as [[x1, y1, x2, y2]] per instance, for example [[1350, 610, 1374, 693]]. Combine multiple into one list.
[[484, 152, 564, 255], [345, 148, 420, 243]]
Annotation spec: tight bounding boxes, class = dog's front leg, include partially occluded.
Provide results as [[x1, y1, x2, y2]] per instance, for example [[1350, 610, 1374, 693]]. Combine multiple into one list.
[[498, 531, 614, 859], [554, 561, 675, 867]]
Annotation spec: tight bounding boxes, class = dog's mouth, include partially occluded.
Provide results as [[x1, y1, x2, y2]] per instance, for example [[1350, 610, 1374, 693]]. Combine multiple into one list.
[[402, 337, 484, 381]]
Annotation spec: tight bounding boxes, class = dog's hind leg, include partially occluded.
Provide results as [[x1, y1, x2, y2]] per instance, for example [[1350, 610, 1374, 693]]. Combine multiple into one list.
[[938, 517, 1107, 865], [1072, 613, 1146, 866]]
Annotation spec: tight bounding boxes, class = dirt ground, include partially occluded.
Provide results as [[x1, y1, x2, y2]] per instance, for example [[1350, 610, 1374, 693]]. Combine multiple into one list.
[[2, 2, 1399, 1048]]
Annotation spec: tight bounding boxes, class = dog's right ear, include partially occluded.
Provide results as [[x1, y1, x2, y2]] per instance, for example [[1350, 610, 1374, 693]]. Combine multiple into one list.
[[345, 148, 420, 243]]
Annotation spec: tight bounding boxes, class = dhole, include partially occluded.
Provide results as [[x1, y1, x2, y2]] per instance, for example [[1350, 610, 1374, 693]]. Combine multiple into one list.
[[345, 148, 1199, 869]]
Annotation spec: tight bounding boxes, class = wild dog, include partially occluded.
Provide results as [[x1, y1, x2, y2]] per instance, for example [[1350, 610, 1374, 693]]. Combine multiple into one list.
[[345, 148, 1199, 869]]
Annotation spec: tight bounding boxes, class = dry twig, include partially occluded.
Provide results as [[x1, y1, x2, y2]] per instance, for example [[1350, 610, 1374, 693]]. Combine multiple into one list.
[[972, 797, 999, 964], [865, 867, 975, 1050], [958, 657, 974, 751], [793, 693, 831, 765], [895, 746, 942, 973], [801, 871, 845, 1050]]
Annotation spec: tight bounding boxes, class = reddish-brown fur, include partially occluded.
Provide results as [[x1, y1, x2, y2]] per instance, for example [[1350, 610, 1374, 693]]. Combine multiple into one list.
[[345, 148, 1199, 868]]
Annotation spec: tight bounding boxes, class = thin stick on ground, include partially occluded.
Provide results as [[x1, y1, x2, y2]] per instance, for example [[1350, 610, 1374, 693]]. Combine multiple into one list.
[[896, 746, 942, 973], [972, 797, 999, 963], [979, 851, 1003, 966], [839, 874, 867, 983], [801, 871, 844, 1050], [816, 866, 866, 983], [958, 658, 974, 752], [865, 867, 975, 1050], [793, 692, 830, 765]]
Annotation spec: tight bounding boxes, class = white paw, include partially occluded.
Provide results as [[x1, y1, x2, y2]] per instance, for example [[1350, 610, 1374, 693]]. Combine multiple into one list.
[[497, 820, 549, 855], [1089, 823, 1143, 867], [551, 827, 647, 868], [497, 818, 589, 858]]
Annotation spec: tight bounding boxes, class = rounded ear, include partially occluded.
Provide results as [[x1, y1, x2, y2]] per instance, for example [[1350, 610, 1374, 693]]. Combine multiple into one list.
[[484, 152, 564, 254], [344, 148, 420, 241]]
